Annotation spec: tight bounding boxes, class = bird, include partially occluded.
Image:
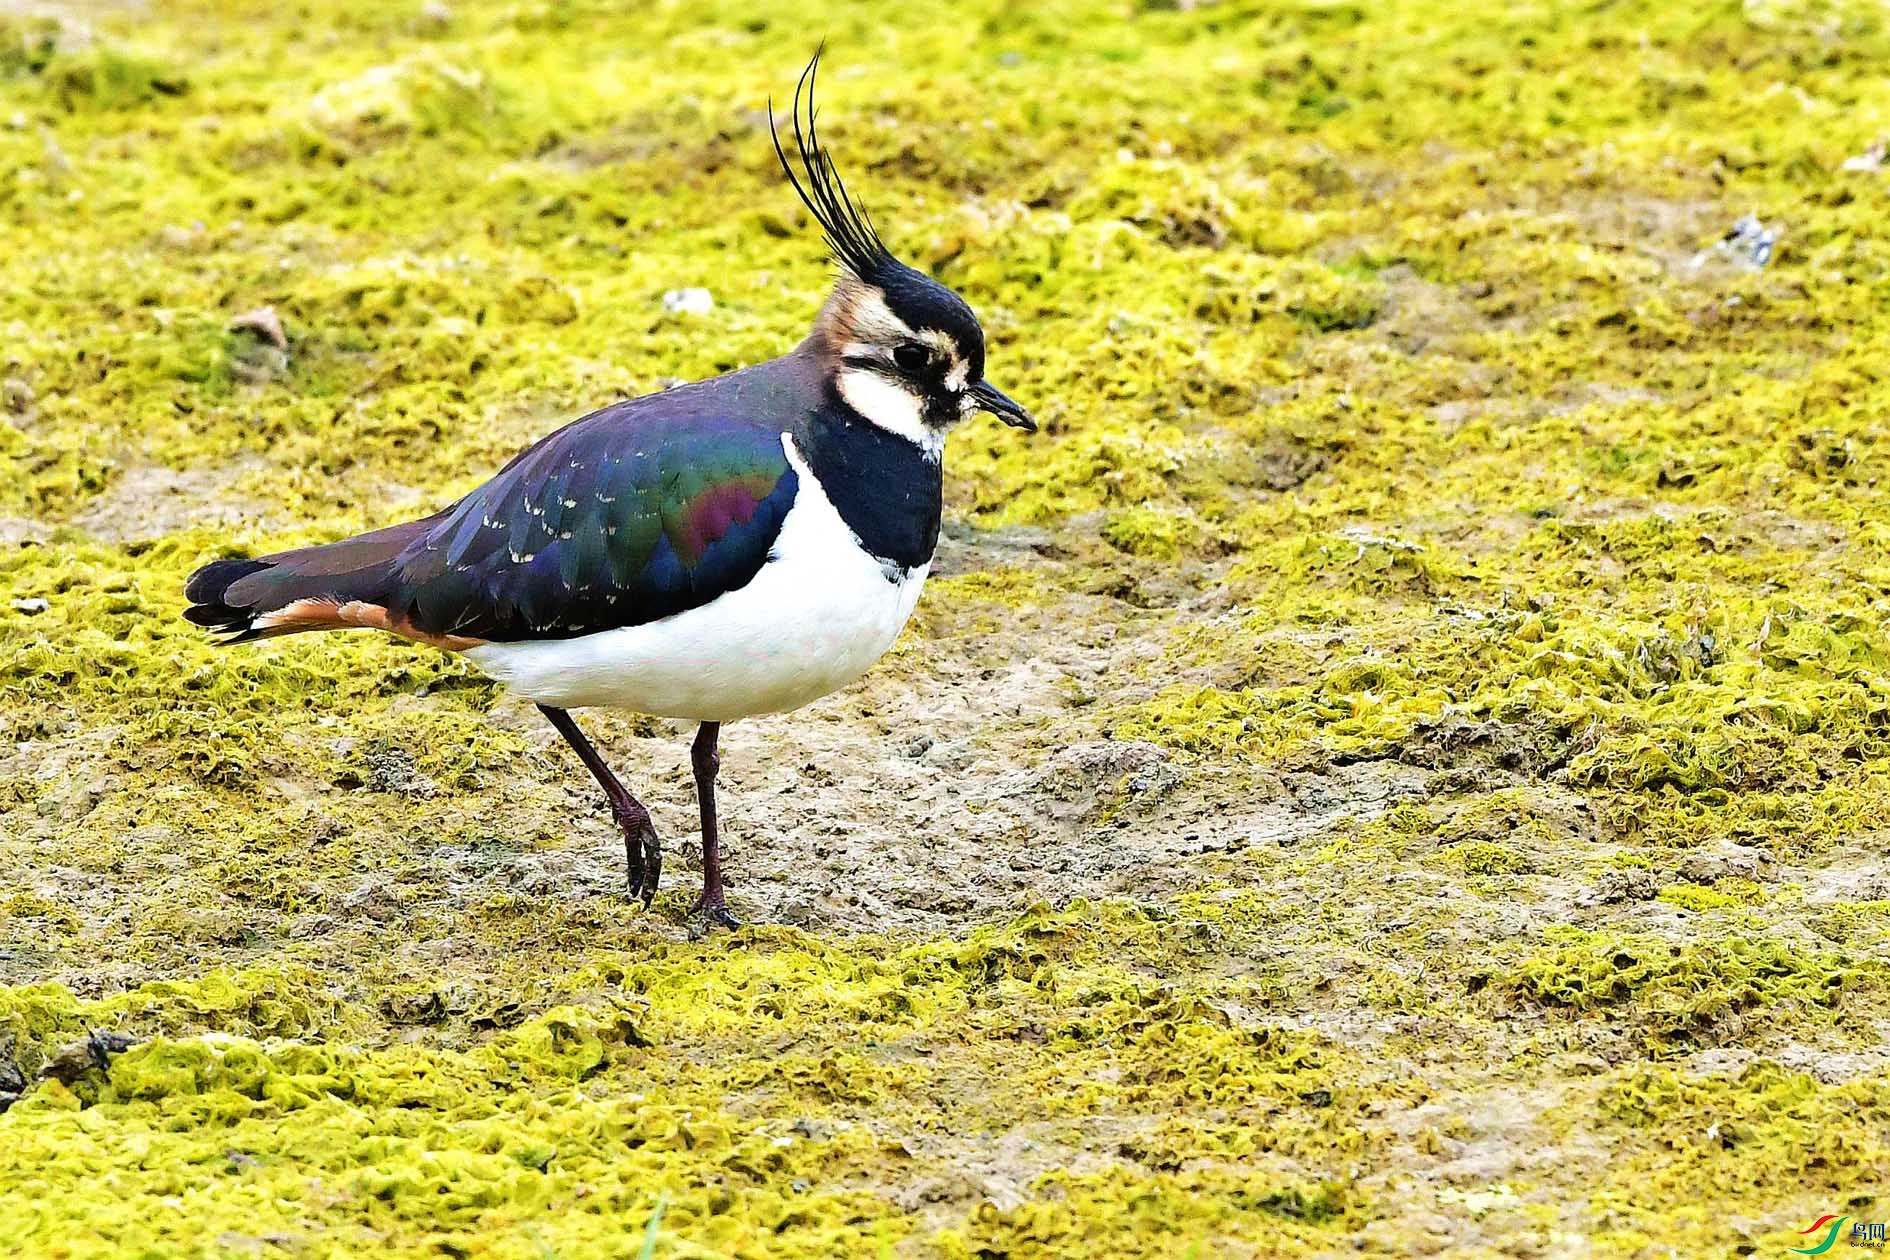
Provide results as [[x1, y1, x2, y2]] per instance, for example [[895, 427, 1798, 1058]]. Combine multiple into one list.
[[182, 52, 1036, 929]]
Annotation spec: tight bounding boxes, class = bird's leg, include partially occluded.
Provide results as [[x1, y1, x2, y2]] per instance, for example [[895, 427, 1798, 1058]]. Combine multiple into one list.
[[538, 705, 661, 906], [691, 721, 740, 929]]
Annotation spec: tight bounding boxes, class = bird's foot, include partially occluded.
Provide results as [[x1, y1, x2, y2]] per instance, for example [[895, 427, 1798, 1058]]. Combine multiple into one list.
[[613, 803, 662, 908], [688, 888, 742, 936]]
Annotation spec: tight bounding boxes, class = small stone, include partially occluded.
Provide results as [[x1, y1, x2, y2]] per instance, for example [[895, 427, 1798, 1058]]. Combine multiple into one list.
[[2, 378, 33, 414], [40, 1031, 138, 1083], [229, 304, 288, 350], [661, 287, 713, 315], [419, 0, 452, 28], [0, 1033, 26, 1113], [9, 597, 48, 615], [1578, 866, 1660, 907], [1842, 140, 1886, 173], [1691, 214, 1777, 271], [1679, 846, 1767, 884]]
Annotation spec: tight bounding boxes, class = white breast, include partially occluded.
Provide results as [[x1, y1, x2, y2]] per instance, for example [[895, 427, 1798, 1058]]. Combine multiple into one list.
[[462, 435, 928, 721]]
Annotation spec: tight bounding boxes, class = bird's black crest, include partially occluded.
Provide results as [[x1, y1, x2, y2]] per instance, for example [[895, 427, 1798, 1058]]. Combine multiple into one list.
[[771, 49, 896, 283]]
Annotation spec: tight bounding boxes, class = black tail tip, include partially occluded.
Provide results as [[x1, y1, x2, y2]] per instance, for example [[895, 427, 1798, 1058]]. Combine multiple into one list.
[[184, 556, 271, 639], [184, 556, 267, 604]]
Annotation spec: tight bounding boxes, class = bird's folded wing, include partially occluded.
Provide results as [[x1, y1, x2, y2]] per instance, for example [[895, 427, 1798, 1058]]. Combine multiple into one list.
[[390, 410, 798, 643]]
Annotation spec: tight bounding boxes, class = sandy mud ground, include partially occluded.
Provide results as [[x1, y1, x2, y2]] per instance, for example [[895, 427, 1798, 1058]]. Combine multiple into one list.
[[3, 0, 1889, 1255]]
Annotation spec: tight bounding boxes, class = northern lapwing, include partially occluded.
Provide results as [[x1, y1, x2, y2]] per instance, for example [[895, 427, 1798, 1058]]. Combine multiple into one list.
[[184, 53, 1036, 928]]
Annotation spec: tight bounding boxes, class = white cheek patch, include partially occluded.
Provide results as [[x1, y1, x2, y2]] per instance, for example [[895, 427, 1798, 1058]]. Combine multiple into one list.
[[836, 366, 943, 457]]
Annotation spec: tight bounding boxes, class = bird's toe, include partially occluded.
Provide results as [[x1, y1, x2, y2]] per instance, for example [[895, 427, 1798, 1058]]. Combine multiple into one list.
[[637, 829, 662, 907], [617, 820, 661, 908], [688, 902, 742, 938], [688, 893, 741, 934]]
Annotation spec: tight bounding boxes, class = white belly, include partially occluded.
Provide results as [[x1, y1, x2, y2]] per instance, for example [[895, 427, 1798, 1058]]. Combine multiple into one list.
[[462, 440, 928, 721]]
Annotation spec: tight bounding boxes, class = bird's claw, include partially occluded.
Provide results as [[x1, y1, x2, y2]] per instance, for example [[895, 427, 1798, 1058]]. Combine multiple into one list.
[[694, 900, 741, 931], [688, 897, 742, 938], [615, 809, 662, 908]]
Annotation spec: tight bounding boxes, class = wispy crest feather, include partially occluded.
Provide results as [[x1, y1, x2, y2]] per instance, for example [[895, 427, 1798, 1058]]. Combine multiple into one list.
[[770, 49, 895, 281]]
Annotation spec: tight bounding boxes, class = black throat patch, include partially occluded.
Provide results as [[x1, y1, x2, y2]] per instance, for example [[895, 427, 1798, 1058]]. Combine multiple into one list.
[[793, 389, 944, 574]]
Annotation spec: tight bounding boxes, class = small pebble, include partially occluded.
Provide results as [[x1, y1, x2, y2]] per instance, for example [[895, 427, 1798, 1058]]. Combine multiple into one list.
[[1691, 214, 1777, 271], [2, 378, 33, 414], [229, 305, 288, 349], [1842, 140, 1886, 173], [10, 597, 48, 615], [661, 287, 714, 315], [40, 1031, 138, 1083]]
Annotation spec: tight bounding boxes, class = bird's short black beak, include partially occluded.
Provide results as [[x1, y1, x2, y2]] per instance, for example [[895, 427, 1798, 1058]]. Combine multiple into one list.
[[970, 380, 1036, 432]]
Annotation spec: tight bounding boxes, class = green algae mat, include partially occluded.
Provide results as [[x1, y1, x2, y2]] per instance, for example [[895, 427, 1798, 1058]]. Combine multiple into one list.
[[5, 0, 1890, 1255]]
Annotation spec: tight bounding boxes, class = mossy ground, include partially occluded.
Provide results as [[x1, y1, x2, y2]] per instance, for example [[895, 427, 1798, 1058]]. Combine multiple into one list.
[[4, 0, 1890, 1254]]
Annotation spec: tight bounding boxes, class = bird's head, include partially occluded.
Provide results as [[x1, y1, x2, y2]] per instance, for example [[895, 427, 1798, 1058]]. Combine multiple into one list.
[[773, 53, 1035, 454]]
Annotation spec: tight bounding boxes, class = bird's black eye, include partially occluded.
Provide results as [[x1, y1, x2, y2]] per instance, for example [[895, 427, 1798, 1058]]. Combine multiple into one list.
[[892, 343, 930, 375]]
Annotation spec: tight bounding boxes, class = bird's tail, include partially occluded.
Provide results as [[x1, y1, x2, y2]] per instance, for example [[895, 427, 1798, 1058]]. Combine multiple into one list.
[[184, 519, 432, 642]]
